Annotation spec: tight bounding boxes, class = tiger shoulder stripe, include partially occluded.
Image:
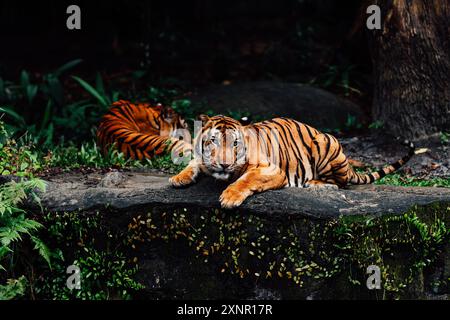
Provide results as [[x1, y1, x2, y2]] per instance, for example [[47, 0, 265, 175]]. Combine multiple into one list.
[[97, 100, 189, 160]]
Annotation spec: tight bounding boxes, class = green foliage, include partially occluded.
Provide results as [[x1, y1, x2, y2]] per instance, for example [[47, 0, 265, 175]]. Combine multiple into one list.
[[0, 60, 125, 144], [344, 114, 363, 131], [171, 99, 204, 122], [335, 205, 449, 297], [144, 153, 185, 173], [72, 74, 120, 108], [0, 121, 45, 176], [0, 64, 197, 174], [368, 120, 384, 130], [0, 177, 51, 299], [36, 249, 143, 300], [75, 249, 143, 300], [145, 85, 261, 125], [1, 119, 184, 176], [440, 132, 449, 145], [147, 86, 180, 105], [0, 179, 48, 269], [310, 64, 362, 97], [0, 276, 28, 300], [35, 211, 143, 300], [45, 141, 183, 173], [47, 142, 139, 169], [403, 212, 448, 266], [0, 60, 85, 143], [376, 173, 450, 188], [146, 86, 212, 123]]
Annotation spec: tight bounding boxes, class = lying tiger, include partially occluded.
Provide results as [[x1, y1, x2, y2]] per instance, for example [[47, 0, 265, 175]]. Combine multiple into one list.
[[97, 100, 188, 160], [169, 115, 417, 209]]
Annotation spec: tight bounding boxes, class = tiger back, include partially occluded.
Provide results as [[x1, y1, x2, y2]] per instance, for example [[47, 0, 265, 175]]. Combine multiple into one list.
[[97, 100, 188, 160]]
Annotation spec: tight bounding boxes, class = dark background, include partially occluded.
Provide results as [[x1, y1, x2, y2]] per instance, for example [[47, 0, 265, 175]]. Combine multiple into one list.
[[0, 0, 371, 87]]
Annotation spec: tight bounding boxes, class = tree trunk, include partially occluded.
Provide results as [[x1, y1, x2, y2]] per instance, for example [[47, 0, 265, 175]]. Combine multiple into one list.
[[368, 0, 450, 140]]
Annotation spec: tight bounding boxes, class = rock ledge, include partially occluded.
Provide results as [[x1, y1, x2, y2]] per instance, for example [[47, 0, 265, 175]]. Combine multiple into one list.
[[24, 171, 450, 218]]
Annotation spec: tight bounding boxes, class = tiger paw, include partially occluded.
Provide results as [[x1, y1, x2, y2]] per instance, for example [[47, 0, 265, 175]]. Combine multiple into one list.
[[219, 187, 250, 209], [169, 173, 195, 187], [305, 183, 339, 190]]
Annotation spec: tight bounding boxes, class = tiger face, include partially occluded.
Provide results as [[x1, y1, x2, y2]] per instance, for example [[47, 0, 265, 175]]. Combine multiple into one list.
[[197, 115, 247, 180], [159, 105, 188, 137]]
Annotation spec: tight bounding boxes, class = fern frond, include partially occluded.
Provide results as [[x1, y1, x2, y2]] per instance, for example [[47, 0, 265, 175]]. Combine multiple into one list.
[[0, 216, 43, 246], [31, 236, 52, 268], [0, 228, 22, 246]]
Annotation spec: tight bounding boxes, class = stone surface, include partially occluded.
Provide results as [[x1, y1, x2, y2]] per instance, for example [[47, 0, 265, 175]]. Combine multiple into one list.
[[21, 171, 450, 218], [190, 82, 364, 130]]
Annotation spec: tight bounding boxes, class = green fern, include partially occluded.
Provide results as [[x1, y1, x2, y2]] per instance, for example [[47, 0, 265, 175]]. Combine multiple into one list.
[[0, 215, 42, 246], [0, 179, 46, 215], [0, 178, 49, 273], [31, 235, 52, 268]]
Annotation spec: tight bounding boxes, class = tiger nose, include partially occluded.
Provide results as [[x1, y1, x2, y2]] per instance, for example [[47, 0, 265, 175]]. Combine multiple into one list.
[[221, 164, 230, 170]]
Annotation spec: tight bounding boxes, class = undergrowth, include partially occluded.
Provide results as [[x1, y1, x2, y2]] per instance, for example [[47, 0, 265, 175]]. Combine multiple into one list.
[[376, 173, 450, 188]]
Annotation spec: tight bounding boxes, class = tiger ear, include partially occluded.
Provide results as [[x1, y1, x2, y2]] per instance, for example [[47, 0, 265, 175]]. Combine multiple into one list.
[[239, 116, 252, 126], [162, 107, 177, 123], [198, 114, 210, 125]]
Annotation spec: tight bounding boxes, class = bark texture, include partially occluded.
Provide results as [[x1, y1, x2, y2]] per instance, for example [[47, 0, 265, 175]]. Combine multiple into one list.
[[368, 0, 450, 139]]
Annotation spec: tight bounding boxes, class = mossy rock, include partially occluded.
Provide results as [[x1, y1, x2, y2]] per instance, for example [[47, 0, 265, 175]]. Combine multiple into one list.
[[16, 172, 450, 299]]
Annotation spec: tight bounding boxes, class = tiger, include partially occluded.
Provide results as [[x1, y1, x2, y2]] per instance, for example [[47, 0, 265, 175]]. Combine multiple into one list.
[[169, 114, 418, 209], [97, 100, 189, 160]]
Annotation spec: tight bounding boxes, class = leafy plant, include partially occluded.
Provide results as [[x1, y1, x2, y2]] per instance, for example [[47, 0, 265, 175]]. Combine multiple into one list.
[[368, 120, 384, 130], [0, 59, 84, 143], [0, 176, 51, 299], [1, 118, 184, 176], [72, 74, 120, 108], [36, 248, 143, 300], [310, 64, 362, 97], [334, 206, 449, 298], [35, 211, 144, 300], [344, 114, 363, 130], [403, 212, 448, 266], [0, 179, 49, 267], [0, 275, 28, 300], [147, 86, 179, 105], [0, 121, 44, 176], [46, 141, 133, 169], [376, 174, 450, 188], [439, 132, 449, 145]]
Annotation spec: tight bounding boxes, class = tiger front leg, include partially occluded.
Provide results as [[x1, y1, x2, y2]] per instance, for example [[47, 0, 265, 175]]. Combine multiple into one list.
[[220, 166, 287, 209], [169, 160, 201, 187], [304, 179, 339, 190]]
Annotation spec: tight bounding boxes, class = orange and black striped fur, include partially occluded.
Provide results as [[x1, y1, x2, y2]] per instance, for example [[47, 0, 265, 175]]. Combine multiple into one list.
[[170, 115, 416, 208], [97, 100, 188, 160]]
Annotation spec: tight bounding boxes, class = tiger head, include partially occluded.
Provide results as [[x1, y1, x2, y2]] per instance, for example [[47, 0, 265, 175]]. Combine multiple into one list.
[[156, 105, 188, 137], [196, 115, 248, 180]]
